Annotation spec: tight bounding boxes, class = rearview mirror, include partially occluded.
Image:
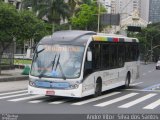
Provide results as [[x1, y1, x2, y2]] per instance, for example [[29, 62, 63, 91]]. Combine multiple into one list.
[[87, 51, 92, 61]]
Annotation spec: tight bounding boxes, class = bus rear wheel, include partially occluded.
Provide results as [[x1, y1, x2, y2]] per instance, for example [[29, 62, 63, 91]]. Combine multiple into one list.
[[94, 80, 102, 97]]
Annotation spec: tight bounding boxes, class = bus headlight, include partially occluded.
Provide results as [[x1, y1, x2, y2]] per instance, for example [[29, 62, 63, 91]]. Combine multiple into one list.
[[74, 84, 79, 88], [70, 84, 79, 89]]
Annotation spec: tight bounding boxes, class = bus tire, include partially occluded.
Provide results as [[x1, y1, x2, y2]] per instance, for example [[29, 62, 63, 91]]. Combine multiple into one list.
[[94, 79, 102, 97], [124, 73, 131, 88]]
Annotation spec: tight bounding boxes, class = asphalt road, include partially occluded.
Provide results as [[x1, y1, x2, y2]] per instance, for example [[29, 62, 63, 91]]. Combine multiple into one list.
[[0, 63, 160, 117]]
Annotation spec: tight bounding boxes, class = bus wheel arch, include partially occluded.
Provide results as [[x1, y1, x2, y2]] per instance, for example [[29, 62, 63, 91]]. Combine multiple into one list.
[[124, 71, 131, 88], [94, 77, 102, 97]]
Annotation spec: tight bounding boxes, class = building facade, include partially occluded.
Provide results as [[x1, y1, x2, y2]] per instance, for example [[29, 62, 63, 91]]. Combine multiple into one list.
[[112, 0, 140, 20], [3, 0, 22, 10], [148, 0, 160, 23], [141, 0, 160, 23], [140, 0, 149, 22], [99, 0, 112, 13]]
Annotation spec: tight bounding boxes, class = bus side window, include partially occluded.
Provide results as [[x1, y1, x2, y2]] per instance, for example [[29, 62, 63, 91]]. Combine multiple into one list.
[[109, 44, 118, 68], [118, 43, 125, 67], [125, 44, 131, 61], [101, 43, 110, 69], [92, 43, 101, 70]]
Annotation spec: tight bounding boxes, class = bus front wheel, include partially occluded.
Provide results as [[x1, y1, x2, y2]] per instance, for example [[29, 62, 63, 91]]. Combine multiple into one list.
[[94, 80, 102, 97]]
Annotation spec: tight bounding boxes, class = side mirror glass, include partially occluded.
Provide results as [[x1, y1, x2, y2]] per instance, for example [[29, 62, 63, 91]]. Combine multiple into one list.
[[87, 51, 92, 61]]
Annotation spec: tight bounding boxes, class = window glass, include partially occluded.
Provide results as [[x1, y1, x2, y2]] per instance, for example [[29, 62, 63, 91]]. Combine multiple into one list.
[[101, 44, 110, 69], [118, 43, 125, 67], [109, 44, 118, 68], [92, 43, 101, 69]]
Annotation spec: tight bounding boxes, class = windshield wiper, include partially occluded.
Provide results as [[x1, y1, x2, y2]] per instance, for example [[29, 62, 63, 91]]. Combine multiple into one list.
[[37, 48, 45, 54], [33, 48, 45, 62], [52, 54, 57, 70], [55, 54, 66, 80]]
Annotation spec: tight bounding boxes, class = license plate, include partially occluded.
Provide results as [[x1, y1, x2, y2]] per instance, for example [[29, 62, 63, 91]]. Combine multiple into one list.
[[46, 90, 55, 95]]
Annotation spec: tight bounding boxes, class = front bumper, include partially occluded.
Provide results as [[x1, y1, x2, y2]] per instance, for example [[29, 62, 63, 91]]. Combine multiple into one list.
[[28, 84, 83, 98]]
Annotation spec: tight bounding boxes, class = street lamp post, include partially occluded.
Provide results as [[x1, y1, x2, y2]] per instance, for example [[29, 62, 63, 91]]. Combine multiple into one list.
[[150, 36, 153, 62], [97, 0, 100, 33], [97, 0, 112, 33], [150, 33, 160, 62]]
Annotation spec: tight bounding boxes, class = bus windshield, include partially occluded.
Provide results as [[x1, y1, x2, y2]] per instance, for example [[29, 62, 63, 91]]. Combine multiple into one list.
[[30, 44, 85, 79]]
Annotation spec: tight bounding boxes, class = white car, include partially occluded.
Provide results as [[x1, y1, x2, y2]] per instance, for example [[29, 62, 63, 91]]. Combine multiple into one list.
[[156, 61, 160, 70]]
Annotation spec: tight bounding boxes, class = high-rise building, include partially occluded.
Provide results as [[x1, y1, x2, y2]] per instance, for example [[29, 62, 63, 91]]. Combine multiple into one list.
[[113, 0, 140, 20], [140, 0, 149, 22], [141, 0, 160, 23], [149, 0, 160, 23], [99, 0, 112, 13]]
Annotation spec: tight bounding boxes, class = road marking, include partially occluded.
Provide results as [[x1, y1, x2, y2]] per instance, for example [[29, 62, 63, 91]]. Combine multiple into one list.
[[125, 89, 160, 92], [130, 82, 143, 86], [143, 84, 160, 91], [28, 100, 43, 103], [119, 93, 156, 108], [0, 90, 27, 96], [142, 73, 146, 76], [0, 93, 27, 100], [148, 70, 152, 73], [49, 98, 73, 104], [72, 92, 120, 105], [143, 99, 160, 109], [8, 95, 44, 102], [94, 93, 138, 107]]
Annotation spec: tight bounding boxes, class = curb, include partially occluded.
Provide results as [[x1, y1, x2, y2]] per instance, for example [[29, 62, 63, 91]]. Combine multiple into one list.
[[0, 75, 29, 82]]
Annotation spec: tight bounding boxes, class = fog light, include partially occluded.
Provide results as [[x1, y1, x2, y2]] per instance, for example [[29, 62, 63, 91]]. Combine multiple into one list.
[[29, 81, 35, 87]]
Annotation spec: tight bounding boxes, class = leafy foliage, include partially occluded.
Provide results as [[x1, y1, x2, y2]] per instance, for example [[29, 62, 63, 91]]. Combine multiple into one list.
[[17, 10, 49, 43], [71, 2, 106, 31], [0, 3, 50, 74], [23, 0, 70, 24], [22, 0, 102, 31], [0, 3, 19, 43], [134, 23, 160, 61], [71, 4, 98, 31]]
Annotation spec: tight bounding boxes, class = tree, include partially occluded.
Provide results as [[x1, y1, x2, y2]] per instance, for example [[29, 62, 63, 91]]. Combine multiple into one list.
[[0, 3, 50, 74], [71, 3, 98, 31], [68, 0, 77, 17], [17, 10, 49, 44], [0, 3, 20, 74], [23, 0, 70, 25], [134, 23, 160, 61], [22, 0, 40, 12]]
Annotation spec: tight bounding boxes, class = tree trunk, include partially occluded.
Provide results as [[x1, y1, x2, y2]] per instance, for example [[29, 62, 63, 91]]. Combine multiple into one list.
[[0, 42, 12, 75], [52, 22, 55, 33]]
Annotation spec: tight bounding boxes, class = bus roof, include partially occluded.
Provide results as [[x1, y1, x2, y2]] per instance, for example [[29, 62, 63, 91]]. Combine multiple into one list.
[[92, 35, 139, 43], [38, 30, 139, 45], [39, 30, 96, 45]]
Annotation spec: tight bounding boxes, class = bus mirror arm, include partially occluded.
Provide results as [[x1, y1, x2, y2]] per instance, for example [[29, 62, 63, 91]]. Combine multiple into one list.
[[87, 51, 92, 62], [31, 43, 37, 49]]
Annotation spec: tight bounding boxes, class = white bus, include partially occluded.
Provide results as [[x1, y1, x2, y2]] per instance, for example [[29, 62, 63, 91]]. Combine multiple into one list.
[[28, 30, 139, 98]]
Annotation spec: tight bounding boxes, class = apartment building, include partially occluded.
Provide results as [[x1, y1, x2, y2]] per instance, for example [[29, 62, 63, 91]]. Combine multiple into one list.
[[141, 0, 160, 23]]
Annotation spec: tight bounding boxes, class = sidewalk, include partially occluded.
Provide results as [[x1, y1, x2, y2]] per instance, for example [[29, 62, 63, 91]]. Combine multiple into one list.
[[0, 69, 29, 82]]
